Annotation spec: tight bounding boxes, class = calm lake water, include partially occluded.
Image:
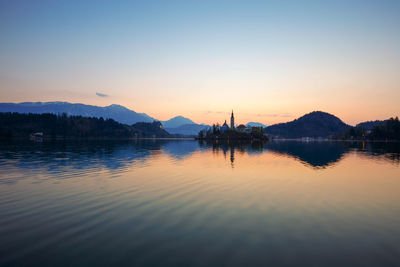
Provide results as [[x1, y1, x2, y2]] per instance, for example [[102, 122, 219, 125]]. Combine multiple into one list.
[[0, 140, 399, 267]]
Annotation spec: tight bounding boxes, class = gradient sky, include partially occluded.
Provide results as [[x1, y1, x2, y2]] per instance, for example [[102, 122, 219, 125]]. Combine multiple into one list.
[[0, 0, 399, 125]]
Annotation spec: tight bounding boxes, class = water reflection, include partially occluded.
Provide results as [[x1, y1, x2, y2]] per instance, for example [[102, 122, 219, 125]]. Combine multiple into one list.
[[0, 140, 399, 184], [1, 140, 400, 267], [198, 140, 400, 169]]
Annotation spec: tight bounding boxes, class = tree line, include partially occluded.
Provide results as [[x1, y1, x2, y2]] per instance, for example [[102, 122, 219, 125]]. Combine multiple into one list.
[[0, 112, 170, 139], [337, 117, 400, 141]]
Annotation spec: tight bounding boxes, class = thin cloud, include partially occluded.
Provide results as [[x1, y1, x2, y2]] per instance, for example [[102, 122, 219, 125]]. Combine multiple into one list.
[[204, 110, 292, 118], [257, 113, 292, 118], [96, 92, 109, 97], [204, 110, 223, 114]]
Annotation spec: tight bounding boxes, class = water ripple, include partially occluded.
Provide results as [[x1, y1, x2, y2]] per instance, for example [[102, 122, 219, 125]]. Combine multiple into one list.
[[0, 140, 400, 266]]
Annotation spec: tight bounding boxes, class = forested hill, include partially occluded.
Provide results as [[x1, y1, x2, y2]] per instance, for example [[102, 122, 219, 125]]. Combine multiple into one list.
[[265, 111, 350, 138], [338, 117, 400, 141], [356, 120, 387, 130], [0, 112, 170, 139]]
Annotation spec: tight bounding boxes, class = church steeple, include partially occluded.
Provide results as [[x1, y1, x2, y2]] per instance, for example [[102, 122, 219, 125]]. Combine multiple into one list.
[[230, 110, 235, 129]]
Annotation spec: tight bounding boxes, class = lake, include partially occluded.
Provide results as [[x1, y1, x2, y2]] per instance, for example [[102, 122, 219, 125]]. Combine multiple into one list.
[[0, 140, 399, 266]]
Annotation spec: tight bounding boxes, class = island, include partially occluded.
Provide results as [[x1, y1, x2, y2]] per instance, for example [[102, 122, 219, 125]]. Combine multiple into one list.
[[196, 111, 268, 142]]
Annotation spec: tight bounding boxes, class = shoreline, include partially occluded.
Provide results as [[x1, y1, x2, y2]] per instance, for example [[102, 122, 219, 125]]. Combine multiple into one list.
[[1, 137, 399, 143]]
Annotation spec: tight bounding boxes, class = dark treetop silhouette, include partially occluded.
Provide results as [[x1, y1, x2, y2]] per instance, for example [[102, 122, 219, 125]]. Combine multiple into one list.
[[0, 112, 170, 139]]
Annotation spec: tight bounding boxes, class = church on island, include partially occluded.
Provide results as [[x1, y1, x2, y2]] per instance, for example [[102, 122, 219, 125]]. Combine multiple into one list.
[[221, 110, 235, 132], [220, 110, 249, 133], [197, 110, 267, 141]]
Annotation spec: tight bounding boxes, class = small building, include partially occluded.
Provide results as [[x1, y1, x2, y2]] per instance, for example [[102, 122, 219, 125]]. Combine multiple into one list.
[[251, 127, 263, 134], [236, 124, 246, 133], [30, 132, 43, 142], [245, 127, 252, 134]]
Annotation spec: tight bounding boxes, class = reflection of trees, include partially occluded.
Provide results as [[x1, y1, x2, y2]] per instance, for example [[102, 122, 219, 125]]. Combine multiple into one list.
[[0, 140, 201, 184], [354, 142, 400, 164], [0, 140, 399, 184], [199, 140, 400, 169]]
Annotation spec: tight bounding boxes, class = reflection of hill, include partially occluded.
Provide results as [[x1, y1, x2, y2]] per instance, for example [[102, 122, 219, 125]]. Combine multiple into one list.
[[0, 140, 399, 184], [201, 140, 400, 168], [161, 140, 201, 159], [265, 141, 349, 168]]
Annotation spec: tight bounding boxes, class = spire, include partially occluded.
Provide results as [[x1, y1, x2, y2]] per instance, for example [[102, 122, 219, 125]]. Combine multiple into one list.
[[230, 109, 235, 129]]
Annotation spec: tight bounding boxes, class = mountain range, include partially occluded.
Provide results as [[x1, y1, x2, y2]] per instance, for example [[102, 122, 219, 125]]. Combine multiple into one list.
[[246, 122, 268, 128], [0, 102, 212, 136], [1, 102, 392, 138], [0, 102, 154, 125]]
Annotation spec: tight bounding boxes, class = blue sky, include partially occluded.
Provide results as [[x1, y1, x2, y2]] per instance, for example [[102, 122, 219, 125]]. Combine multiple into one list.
[[1, 0, 399, 124]]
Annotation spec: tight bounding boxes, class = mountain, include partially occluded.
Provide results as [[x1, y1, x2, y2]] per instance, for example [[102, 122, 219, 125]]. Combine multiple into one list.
[[162, 116, 195, 128], [265, 111, 350, 138], [246, 122, 267, 128], [356, 120, 387, 130], [0, 102, 154, 125], [165, 124, 210, 136]]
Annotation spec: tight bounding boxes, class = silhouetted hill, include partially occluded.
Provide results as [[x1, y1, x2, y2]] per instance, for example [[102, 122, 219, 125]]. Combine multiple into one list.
[[130, 121, 170, 138], [265, 111, 350, 138], [356, 120, 387, 130], [162, 116, 195, 128], [0, 112, 170, 139], [0, 102, 154, 125]]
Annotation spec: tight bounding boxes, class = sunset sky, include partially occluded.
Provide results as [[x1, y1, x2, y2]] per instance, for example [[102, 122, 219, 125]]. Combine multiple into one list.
[[1, 0, 399, 125]]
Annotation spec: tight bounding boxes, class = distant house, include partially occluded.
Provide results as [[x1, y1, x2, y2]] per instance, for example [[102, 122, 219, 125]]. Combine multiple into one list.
[[29, 132, 43, 142], [236, 124, 246, 133], [251, 127, 264, 135]]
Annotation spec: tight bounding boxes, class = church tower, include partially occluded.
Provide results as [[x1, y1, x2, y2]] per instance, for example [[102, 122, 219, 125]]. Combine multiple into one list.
[[230, 110, 235, 129]]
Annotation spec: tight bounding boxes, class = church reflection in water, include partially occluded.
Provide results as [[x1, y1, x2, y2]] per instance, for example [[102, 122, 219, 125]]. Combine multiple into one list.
[[198, 140, 400, 169], [0, 140, 399, 183]]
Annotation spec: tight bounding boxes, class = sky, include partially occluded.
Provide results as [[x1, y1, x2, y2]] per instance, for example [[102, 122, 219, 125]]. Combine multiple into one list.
[[0, 0, 399, 125]]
